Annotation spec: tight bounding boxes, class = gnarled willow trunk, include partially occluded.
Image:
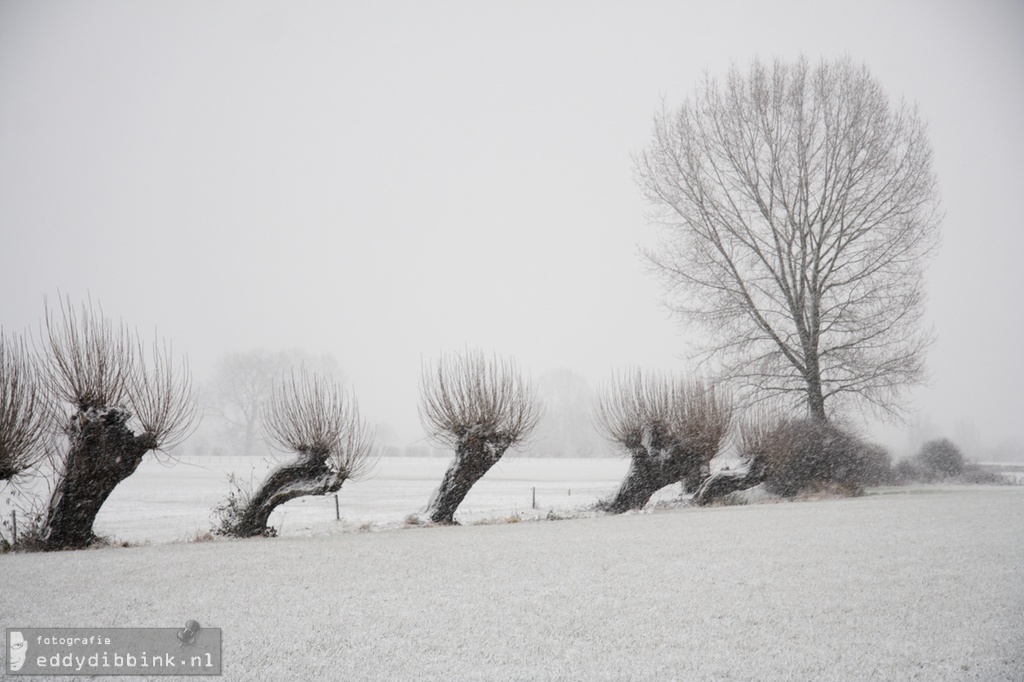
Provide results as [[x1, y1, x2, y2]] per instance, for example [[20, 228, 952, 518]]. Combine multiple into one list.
[[230, 450, 345, 538], [427, 432, 511, 524], [601, 425, 712, 514], [602, 445, 707, 514], [42, 407, 156, 550]]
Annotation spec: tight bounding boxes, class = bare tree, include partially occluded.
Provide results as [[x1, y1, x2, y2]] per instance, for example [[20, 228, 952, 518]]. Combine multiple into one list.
[[636, 57, 941, 421], [0, 330, 49, 482], [37, 300, 196, 550], [420, 351, 541, 524], [216, 369, 376, 538], [596, 371, 731, 513]]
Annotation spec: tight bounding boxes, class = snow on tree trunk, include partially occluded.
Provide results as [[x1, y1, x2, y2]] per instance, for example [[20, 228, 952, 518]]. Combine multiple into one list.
[[601, 425, 708, 514], [230, 450, 345, 538], [692, 470, 761, 506], [692, 456, 767, 506], [427, 429, 511, 525], [41, 407, 156, 550]]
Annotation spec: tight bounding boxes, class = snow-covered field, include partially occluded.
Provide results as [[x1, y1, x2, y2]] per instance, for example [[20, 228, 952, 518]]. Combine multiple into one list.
[[87, 455, 643, 543], [2, 459, 1023, 680]]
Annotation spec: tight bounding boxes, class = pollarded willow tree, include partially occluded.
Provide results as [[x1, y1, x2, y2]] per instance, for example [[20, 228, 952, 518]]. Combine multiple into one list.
[[217, 369, 376, 538], [420, 351, 541, 524], [38, 300, 197, 550], [596, 371, 732, 513], [636, 57, 942, 421]]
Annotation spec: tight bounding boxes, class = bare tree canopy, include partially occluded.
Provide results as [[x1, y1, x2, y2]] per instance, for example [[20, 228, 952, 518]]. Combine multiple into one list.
[[420, 350, 541, 524], [0, 330, 48, 481], [420, 351, 540, 452], [204, 348, 344, 457], [636, 57, 942, 421], [41, 299, 197, 449], [262, 369, 376, 481], [596, 370, 732, 512], [217, 369, 376, 538]]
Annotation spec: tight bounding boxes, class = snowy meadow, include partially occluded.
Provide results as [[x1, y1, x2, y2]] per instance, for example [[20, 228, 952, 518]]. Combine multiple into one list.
[[86, 456, 639, 544], [2, 457, 1022, 681]]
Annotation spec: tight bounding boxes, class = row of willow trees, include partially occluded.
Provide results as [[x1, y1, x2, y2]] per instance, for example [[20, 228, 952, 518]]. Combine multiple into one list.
[[3, 299, 878, 550]]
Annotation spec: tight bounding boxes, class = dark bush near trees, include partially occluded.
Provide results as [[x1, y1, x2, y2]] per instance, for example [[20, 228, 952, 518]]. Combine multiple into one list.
[[745, 418, 880, 498], [893, 457, 935, 484], [893, 438, 1006, 485], [859, 443, 894, 486], [917, 438, 965, 477]]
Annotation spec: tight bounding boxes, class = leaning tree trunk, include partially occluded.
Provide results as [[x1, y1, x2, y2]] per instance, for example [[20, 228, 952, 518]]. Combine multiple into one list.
[[230, 450, 345, 538], [427, 431, 511, 524], [601, 444, 701, 514], [601, 424, 715, 514], [42, 407, 156, 550]]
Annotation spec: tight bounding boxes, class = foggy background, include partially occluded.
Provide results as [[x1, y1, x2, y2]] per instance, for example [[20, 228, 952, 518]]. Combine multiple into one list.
[[1, 0, 1021, 461]]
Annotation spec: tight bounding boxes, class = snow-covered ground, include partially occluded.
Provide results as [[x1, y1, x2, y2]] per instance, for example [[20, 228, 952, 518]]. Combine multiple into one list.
[[89, 455, 643, 544], [2, 468, 1022, 681]]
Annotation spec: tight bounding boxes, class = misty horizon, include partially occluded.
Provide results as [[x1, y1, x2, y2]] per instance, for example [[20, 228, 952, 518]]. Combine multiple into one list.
[[2, 1, 1022, 461]]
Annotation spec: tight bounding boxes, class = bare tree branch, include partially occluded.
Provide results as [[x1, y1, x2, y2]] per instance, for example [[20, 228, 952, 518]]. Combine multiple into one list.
[[262, 369, 377, 482], [130, 335, 198, 451], [40, 297, 133, 411], [0, 330, 49, 481]]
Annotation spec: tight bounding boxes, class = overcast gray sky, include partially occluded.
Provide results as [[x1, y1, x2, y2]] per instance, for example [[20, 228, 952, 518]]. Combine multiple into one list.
[[1, 0, 1022, 457]]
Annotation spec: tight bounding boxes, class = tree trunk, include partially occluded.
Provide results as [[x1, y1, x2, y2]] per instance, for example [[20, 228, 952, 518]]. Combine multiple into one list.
[[231, 451, 345, 538], [692, 457, 766, 506], [601, 424, 709, 514], [601, 446, 695, 513], [42, 407, 155, 550], [427, 433, 510, 524], [804, 354, 828, 421]]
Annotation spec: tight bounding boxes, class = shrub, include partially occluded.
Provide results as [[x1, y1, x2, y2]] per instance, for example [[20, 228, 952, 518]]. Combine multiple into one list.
[[860, 443, 894, 486], [893, 457, 935, 484], [958, 464, 1007, 485], [211, 473, 275, 538], [745, 418, 878, 498], [917, 438, 965, 477]]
